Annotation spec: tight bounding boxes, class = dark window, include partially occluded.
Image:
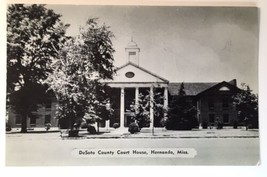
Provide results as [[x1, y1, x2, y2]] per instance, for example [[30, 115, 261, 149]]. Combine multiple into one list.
[[186, 99, 193, 105], [45, 115, 51, 124], [208, 100, 214, 110], [129, 52, 136, 55], [209, 114, 215, 123], [45, 100, 51, 109], [223, 114, 229, 123], [125, 72, 135, 78], [222, 98, 229, 109], [15, 115, 21, 125], [30, 116, 36, 125]]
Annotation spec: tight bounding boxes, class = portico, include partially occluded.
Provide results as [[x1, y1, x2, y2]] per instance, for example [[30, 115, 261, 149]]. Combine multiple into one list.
[[106, 84, 168, 128], [103, 40, 169, 129]]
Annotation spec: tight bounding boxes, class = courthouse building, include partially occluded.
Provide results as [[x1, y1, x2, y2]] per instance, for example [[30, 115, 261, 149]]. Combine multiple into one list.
[[8, 40, 240, 129]]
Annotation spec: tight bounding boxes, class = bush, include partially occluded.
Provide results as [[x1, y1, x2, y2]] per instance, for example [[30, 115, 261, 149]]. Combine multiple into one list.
[[166, 120, 192, 130], [233, 120, 238, 129], [68, 130, 79, 137], [202, 121, 208, 129], [87, 125, 97, 134], [113, 123, 119, 129], [6, 123, 11, 132], [80, 122, 88, 129], [128, 122, 140, 134], [216, 121, 223, 129]]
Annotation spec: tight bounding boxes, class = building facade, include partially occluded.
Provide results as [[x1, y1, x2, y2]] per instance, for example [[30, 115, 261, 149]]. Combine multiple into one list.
[[7, 40, 240, 129]]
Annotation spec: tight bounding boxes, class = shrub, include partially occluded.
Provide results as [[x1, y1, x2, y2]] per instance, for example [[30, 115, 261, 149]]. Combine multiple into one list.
[[216, 121, 223, 129], [87, 125, 97, 134], [113, 123, 119, 129], [166, 120, 192, 130], [80, 122, 88, 129], [179, 120, 192, 130], [6, 123, 11, 132], [68, 130, 79, 137], [128, 122, 140, 134], [202, 121, 208, 129], [233, 120, 238, 129]]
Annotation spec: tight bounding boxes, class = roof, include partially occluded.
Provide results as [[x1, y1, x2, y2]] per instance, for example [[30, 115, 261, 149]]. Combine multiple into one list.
[[169, 79, 238, 96], [197, 81, 241, 96], [168, 82, 218, 96]]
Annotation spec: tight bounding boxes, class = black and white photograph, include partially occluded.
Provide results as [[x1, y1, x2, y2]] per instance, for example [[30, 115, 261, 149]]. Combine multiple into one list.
[[5, 2, 261, 167]]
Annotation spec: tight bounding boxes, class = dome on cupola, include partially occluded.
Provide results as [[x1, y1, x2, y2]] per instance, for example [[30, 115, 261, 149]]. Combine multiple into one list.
[[127, 39, 138, 48]]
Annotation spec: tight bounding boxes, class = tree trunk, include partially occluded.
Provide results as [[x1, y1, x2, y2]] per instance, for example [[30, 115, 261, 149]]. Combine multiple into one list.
[[97, 122, 99, 133], [21, 113, 28, 133]]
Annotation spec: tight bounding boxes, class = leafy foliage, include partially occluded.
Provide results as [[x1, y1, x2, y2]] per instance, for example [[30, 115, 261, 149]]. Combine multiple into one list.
[[130, 88, 167, 129], [7, 4, 69, 132], [232, 83, 258, 129], [45, 18, 115, 131], [130, 93, 150, 129], [166, 83, 197, 130]]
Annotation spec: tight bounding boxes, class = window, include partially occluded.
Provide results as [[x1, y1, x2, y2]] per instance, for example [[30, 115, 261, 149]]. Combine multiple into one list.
[[219, 86, 230, 91], [222, 98, 229, 109], [15, 115, 21, 125], [186, 99, 193, 105], [208, 100, 214, 110], [223, 114, 229, 123], [125, 72, 135, 78], [30, 116, 36, 125], [209, 114, 215, 123], [45, 115, 51, 124], [129, 52, 136, 55], [45, 100, 51, 109]]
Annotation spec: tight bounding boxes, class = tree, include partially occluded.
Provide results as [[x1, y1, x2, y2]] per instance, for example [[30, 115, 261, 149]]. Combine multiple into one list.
[[130, 88, 167, 130], [153, 90, 167, 127], [130, 93, 150, 129], [166, 83, 197, 130], [233, 83, 258, 130], [45, 18, 115, 133], [7, 4, 69, 132]]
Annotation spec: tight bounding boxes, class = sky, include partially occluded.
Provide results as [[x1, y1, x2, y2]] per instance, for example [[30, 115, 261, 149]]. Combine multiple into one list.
[[47, 5, 259, 92]]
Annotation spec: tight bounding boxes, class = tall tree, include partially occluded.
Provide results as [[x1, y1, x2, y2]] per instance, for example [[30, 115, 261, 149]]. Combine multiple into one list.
[[233, 83, 258, 130], [45, 18, 115, 132], [166, 83, 197, 130], [130, 88, 167, 129], [7, 4, 69, 132], [130, 93, 150, 129]]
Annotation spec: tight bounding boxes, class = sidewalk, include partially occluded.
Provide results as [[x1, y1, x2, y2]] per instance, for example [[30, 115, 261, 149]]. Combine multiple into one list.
[[80, 127, 259, 139], [6, 126, 259, 139]]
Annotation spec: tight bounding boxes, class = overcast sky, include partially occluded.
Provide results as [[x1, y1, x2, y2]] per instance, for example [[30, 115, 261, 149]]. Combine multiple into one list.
[[47, 5, 259, 92]]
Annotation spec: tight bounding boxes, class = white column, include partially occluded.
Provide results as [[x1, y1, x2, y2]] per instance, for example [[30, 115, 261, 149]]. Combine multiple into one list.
[[135, 87, 139, 106], [149, 87, 154, 128], [105, 120, 110, 129], [120, 88, 125, 128], [164, 87, 168, 118]]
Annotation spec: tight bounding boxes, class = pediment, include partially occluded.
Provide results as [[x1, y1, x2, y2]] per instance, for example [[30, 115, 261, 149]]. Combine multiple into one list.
[[106, 62, 168, 83], [197, 81, 240, 96]]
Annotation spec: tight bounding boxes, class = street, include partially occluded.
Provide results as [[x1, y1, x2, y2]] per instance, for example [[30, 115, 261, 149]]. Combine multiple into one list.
[[6, 134, 260, 166]]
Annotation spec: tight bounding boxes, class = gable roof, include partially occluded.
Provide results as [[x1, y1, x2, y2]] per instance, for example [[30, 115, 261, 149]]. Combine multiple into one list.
[[169, 80, 238, 96], [169, 82, 218, 96], [197, 81, 241, 96], [115, 62, 169, 83]]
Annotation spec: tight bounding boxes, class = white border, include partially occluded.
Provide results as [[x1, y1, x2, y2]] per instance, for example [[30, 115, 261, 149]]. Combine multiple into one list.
[[1, 1, 266, 177]]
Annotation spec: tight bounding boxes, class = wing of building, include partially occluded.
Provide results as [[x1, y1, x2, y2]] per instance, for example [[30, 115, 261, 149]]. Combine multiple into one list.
[[7, 40, 240, 130]]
